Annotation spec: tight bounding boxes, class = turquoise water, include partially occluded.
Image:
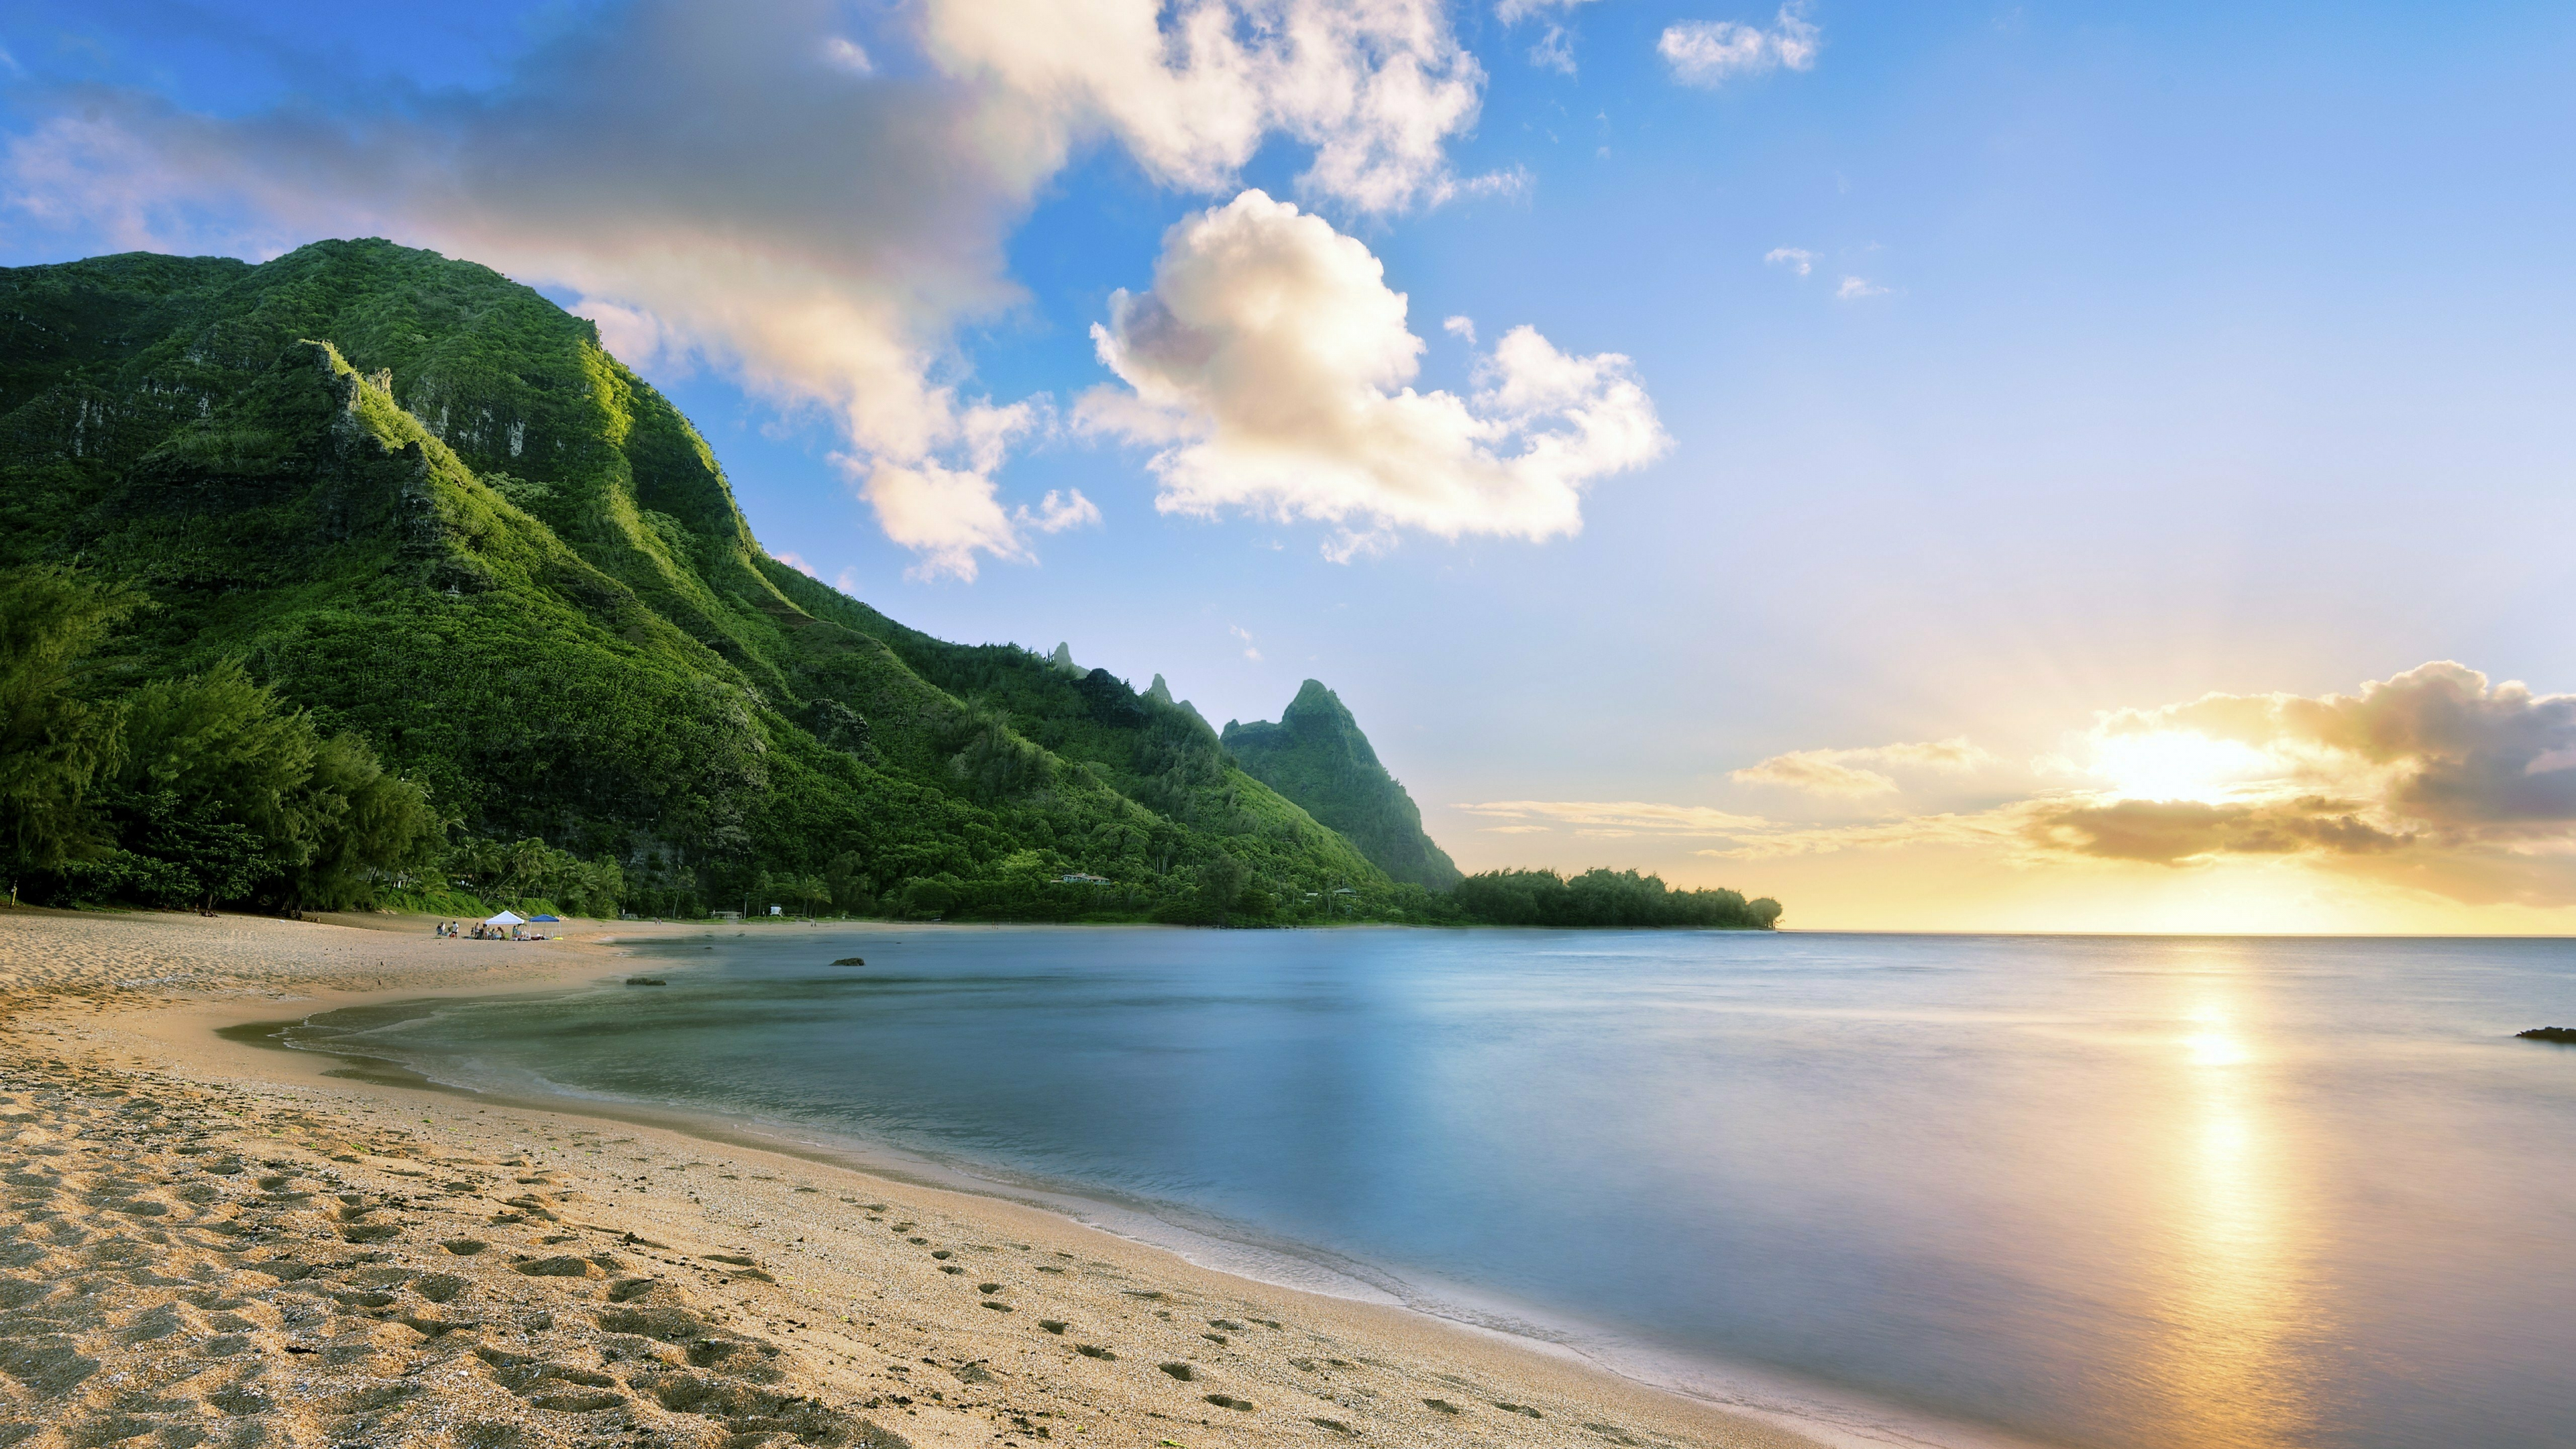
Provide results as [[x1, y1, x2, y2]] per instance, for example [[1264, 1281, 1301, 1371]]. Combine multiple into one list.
[[288, 928, 2576, 1448]]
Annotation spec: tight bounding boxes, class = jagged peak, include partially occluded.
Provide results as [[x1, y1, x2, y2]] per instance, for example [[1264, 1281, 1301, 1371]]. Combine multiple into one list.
[[1220, 678, 1458, 890], [1284, 678, 1356, 726]]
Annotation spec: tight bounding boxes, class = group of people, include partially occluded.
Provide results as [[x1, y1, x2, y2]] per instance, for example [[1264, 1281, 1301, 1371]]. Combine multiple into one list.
[[437, 920, 525, 941]]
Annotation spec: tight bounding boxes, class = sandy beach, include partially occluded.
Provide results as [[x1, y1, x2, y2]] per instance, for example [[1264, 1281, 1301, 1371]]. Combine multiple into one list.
[[0, 907, 1825, 1449]]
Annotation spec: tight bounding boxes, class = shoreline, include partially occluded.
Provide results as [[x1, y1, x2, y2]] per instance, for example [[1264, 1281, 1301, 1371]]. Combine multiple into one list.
[[203, 995, 2055, 1449], [0, 907, 1983, 1449]]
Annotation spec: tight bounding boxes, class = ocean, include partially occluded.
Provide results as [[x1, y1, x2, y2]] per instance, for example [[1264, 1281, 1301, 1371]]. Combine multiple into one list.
[[268, 927, 2576, 1449]]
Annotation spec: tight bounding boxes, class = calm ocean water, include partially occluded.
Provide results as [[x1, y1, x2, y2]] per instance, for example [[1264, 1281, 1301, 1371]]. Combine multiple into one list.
[[283, 928, 2576, 1449]]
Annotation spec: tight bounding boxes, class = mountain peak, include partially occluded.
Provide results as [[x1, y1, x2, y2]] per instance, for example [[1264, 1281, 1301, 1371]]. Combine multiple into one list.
[[1224, 682, 1460, 890]]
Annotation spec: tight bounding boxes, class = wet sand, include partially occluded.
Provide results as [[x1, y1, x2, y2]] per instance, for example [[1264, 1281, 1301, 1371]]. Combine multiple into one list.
[[0, 906, 1828, 1449]]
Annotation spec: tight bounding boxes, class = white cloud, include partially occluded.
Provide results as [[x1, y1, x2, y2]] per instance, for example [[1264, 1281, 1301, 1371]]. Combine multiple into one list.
[[1731, 737, 1995, 796], [1495, 0, 1600, 21], [1016, 488, 1102, 533], [855, 460, 1026, 582], [1230, 624, 1262, 661], [1836, 275, 1889, 300], [924, 0, 1492, 215], [1442, 314, 1477, 345], [0, 0, 1495, 578], [1083, 190, 1666, 559], [769, 549, 820, 578], [1528, 26, 1578, 74], [1659, 4, 1821, 87], [820, 36, 874, 74], [570, 299, 678, 371], [1763, 246, 1815, 276], [1496, 3, 1599, 77]]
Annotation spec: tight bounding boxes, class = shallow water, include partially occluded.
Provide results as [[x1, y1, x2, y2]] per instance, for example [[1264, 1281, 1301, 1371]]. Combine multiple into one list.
[[295, 928, 2576, 1448]]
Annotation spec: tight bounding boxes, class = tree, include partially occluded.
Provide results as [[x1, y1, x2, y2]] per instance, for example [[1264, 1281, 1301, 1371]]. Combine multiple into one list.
[[290, 732, 443, 909], [0, 566, 140, 897]]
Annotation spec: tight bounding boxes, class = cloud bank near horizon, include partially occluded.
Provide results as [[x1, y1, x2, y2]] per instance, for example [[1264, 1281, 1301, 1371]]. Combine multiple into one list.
[[0, 0, 1515, 578], [1463, 663, 2576, 907]]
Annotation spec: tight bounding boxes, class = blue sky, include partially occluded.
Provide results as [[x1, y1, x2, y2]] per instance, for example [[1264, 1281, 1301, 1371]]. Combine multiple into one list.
[[8, 1, 2576, 930]]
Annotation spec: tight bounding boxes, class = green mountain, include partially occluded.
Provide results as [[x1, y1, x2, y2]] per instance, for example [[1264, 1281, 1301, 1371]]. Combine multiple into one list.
[[1222, 680, 1462, 890], [0, 238, 1408, 922]]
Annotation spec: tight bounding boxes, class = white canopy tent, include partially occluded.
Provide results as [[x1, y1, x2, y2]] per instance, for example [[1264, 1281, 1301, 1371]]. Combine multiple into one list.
[[483, 911, 526, 927]]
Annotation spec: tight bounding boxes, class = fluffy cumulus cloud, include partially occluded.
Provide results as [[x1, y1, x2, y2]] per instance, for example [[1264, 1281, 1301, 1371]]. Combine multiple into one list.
[[1659, 3, 1820, 87], [0, 0, 1492, 579], [926, 0, 1493, 213], [1699, 662, 2576, 906], [1083, 190, 1667, 558], [1731, 737, 1993, 796]]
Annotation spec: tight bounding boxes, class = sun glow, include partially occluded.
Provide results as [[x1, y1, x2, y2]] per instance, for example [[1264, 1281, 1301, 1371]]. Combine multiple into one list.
[[2089, 730, 2282, 804]]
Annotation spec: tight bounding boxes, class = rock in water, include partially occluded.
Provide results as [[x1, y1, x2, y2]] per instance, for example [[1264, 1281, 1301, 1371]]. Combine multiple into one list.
[[831, 957, 866, 967], [2515, 1026, 2576, 1043]]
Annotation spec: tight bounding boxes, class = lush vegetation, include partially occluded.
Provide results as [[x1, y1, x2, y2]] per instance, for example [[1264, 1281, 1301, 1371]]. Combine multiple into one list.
[[3, 564, 441, 910], [1222, 680, 1462, 890], [0, 239, 1779, 930], [1450, 868, 1784, 929], [0, 241, 1395, 922]]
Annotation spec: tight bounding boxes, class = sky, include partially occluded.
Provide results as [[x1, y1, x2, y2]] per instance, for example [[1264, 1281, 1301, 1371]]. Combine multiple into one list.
[[5, 0, 2575, 933]]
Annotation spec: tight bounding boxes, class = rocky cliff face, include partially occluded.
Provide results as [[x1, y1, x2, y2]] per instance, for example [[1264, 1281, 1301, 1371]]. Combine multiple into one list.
[[1223, 681, 1462, 891]]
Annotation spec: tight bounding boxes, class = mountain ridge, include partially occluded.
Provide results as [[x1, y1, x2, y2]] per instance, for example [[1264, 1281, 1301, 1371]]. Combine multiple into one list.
[[0, 238, 1407, 920]]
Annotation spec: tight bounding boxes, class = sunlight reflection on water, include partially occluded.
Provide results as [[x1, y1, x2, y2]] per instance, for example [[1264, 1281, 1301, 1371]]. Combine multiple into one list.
[[2139, 954, 2321, 1448]]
